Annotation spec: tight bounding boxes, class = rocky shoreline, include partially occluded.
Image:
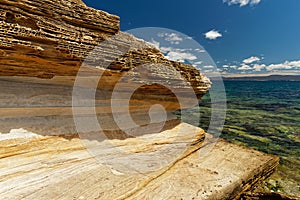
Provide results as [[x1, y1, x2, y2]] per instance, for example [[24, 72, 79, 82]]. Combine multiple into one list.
[[0, 0, 284, 199]]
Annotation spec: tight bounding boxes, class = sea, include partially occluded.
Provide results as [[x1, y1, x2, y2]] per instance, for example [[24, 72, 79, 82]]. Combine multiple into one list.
[[181, 80, 300, 196]]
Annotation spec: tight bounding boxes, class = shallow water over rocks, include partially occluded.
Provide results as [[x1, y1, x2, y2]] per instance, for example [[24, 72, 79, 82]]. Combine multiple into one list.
[[180, 80, 300, 196]]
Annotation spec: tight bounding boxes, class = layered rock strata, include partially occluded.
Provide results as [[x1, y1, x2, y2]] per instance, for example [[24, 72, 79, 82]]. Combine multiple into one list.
[[0, 0, 211, 137], [0, 124, 279, 200], [0, 0, 209, 96], [0, 0, 280, 199], [0, 0, 211, 138]]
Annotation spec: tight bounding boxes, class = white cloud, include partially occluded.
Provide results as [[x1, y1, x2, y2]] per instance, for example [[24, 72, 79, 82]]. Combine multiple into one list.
[[243, 56, 261, 64], [165, 51, 197, 62], [288, 60, 300, 68], [192, 61, 203, 67], [158, 33, 183, 44], [238, 64, 252, 70], [195, 48, 206, 53], [230, 65, 238, 69], [266, 61, 295, 71], [204, 69, 214, 73], [143, 38, 202, 64], [148, 39, 160, 49], [223, 58, 300, 74], [160, 46, 174, 53], [152, 44, 198, 63], [250, 0, 261, 5], [204, 30, 222, 40], [223, 0, 261, 7], [253, 64, 266, 71], [194, 61, 203, 65], [160, 46, 193, 53], [202, 65, 214, 69], [250, 60, 300, 72]]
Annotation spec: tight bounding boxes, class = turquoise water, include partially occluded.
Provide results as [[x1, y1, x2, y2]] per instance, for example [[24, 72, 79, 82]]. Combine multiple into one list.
[[182, 81, 300, 196]]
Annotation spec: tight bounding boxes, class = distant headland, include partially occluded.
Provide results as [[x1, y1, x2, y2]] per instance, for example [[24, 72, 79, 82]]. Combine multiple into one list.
[[223, 75, 300, 81]]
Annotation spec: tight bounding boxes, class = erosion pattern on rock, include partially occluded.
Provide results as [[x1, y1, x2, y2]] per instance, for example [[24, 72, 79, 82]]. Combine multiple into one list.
[[0, 0, 210, 93], [0, 0, 211, 135], [0, 0, 119, 78], [0, 0, 280, 199], [0, 123, 280, 200], [0, 0, 211, 136]]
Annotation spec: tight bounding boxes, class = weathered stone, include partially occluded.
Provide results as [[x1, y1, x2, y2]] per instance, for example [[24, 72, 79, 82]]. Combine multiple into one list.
[[0, 0, 280, 199], [0, 0, 120, 77], [0, 0, 211, 133], [0, 0, 210, 99], [0, 124, 279, 200], [0, 0, 211, 139]]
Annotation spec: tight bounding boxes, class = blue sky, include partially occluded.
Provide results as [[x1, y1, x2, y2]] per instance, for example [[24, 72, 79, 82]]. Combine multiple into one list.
[[82, 0, 300, 76]]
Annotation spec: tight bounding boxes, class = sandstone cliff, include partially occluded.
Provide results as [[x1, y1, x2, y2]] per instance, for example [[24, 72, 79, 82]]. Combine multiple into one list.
[[0, 0, 211, 129], [0, 0, 211, 136], [0, 0, 210, 97]]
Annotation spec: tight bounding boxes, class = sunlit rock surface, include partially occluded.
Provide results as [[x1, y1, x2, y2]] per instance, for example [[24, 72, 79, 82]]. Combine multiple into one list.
[[0, 123, 279, 200], [0, 0, 280, 199]]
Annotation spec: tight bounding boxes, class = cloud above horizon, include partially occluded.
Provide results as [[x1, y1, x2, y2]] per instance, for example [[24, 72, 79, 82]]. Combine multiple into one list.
[[221, 58, 300, 75], [238, 64, 252, 70], [243, 56, 261, 64], [223, 0, 261, 7], [148, 38, 198, 63], [204, 30, 222, 40], [148, 35, 300, 76], [165, 51, 197, 63], [158, 33, 183, 44]]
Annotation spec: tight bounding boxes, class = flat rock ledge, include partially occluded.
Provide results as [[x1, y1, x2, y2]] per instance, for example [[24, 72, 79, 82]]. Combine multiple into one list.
[[0, 123, 279, 200], [0, 0, 280, 199]]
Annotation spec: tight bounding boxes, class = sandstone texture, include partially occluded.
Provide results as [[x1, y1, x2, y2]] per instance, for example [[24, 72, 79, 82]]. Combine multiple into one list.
[[0, 0, 211, 136], [0, 0, 280, 199], [0, 0, 210, 97], [0, 0, 211, 132], [0, 0, 119, 78], [0, 123, 279, 200]]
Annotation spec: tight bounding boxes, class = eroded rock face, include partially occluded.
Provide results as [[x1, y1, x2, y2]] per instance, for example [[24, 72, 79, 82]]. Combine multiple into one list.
[[0, 1, 281, 199], [0, 0, 119, 78], [0, 0, 211, 136], [0, 0, 210, 96]]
